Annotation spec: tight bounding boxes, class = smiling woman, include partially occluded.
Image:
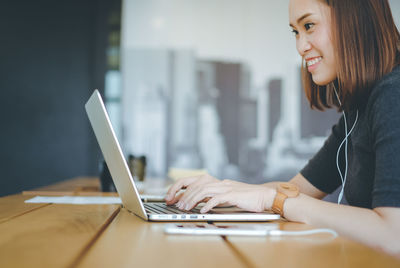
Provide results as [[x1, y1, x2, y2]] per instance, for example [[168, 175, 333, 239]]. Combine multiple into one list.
[[290, 0, 337, 87], [295, 0, 400, 112], [165, 0, 400, 258]]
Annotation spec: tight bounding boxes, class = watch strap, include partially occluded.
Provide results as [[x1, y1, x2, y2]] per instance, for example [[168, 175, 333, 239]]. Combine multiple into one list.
[[271, 191, 287, 216], [271, 183, 300, 217]]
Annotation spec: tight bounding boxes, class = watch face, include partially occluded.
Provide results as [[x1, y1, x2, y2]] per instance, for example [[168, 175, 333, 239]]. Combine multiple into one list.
[[278, 183, 300, 198], [271, 205, 283, 215]]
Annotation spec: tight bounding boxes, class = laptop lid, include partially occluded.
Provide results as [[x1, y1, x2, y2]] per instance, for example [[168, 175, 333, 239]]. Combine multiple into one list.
[[85, 90, 280, 222], [85, 90, 148, 220]]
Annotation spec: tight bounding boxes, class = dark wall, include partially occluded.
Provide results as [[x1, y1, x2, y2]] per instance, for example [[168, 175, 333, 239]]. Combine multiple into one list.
[[299, 70, 340, 138], [268, 79, 282, 143], [0, 0, 109, 196], [215, 62, 241, 166]]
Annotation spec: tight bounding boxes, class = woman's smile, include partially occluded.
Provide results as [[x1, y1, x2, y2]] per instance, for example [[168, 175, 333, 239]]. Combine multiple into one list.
[[306, 56, 323, 72]]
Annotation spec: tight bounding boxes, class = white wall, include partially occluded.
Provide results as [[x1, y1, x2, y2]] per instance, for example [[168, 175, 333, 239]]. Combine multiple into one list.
[[389, 0, 400, 28], [121, 0, 299, 89], [122, 0, 400, 86], [120, 0, 400, 179], [121, 0, 301, 150], [121, 0, 400, 142]]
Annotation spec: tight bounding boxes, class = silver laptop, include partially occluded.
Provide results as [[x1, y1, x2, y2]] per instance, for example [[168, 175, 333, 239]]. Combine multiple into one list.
[[85, 90, 280, 222]]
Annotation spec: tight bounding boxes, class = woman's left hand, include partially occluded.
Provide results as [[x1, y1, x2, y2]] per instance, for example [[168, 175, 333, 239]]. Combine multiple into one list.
[[172, 179, 276, 214]]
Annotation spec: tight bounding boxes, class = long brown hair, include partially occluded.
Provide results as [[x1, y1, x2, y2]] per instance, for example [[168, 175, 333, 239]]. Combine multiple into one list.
[[302, 0, 400, 111]]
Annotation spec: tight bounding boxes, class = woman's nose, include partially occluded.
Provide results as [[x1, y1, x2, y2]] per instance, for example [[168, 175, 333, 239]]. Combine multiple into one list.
[[296, 35, 312, 56]]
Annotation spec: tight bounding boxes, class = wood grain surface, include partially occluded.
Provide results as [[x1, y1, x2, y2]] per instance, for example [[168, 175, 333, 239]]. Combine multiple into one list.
[[0, 202, 119, 268], [0, 194, 49, 224], [77, 208, 245, 268], [1, 177, 399, 268]]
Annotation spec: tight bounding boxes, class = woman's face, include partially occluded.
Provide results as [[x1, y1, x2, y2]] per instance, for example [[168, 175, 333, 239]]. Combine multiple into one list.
[[289, 0, 337, 85]]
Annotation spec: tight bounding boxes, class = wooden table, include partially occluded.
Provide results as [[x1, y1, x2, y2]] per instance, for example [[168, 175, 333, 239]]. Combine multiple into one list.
[[0, 177, 399, 268]]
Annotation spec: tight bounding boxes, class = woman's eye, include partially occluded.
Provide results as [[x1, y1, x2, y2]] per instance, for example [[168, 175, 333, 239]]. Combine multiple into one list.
[[291, 29, 298, 36], [304, 23, 314, 30]]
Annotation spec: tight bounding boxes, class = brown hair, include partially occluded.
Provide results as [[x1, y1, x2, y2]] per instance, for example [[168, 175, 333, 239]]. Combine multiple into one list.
[[303, 0, 400, 111]]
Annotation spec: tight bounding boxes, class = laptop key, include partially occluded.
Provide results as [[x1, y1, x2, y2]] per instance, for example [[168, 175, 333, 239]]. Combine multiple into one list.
[[148, 203, 195, 214], [145, 203, 204, 215], [144, 205, 164, 214], [144, 204, 175, 214], [145, 203, 184, 214]]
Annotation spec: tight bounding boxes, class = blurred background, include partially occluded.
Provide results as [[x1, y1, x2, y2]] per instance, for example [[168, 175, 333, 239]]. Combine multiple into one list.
[[1, 0, 399, 197]]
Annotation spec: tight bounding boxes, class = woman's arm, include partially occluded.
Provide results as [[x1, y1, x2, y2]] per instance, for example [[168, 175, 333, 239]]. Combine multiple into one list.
[[166, 174, 400, 257], [290, 173, 327, 199], [284, 193, 400, 258], [262, 173, 327, 199]]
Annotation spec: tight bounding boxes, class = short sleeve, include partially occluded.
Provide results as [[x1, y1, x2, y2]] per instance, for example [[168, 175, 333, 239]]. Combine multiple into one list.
[[300, 116, 346, 194], [369, 77, 400, 208]]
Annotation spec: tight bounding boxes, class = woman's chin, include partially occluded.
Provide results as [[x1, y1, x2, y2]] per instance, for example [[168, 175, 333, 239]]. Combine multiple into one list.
[[311, 75, 335, 86]]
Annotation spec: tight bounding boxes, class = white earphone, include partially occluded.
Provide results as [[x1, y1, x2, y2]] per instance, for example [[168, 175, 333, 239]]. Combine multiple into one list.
[[333, 85, 359, 204]]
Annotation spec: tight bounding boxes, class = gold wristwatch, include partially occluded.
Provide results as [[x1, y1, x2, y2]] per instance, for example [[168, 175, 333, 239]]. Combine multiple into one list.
[[271, 182, 300, 217]]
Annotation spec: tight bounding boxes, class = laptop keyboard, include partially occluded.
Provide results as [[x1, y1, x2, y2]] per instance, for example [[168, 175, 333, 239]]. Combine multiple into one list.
[[144, 203, 202, 214]]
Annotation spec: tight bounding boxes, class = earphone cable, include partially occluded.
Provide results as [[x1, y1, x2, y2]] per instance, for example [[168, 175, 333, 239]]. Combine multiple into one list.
[[333, 85, 359, 204]]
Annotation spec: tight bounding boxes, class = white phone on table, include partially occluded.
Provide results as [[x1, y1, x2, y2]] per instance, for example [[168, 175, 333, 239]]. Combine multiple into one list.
[[164, 223, 279, 236]]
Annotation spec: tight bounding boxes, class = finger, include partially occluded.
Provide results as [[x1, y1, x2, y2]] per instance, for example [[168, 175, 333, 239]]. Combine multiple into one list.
[[165, 177, 198, 201], [177, 182, 226, 209], [173, 184, 203, 208], [171, 174, 221, 203], [200, 194, 230, 214], [176, 182, 204, 205], [174, 179, 216, 206], [165, 192, 184, 205], [182, 183, 230, 210]]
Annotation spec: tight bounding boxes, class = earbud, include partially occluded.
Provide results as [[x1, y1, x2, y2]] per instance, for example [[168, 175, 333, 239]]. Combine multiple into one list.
[[333, 86, 358, 204]]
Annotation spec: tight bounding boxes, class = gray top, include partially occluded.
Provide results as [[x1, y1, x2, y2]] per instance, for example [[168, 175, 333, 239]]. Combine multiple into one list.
[[300, 65, 400, 209]]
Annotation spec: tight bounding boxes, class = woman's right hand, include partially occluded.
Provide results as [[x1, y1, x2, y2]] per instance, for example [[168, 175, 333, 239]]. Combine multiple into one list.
[[165, 173, 220, 206], [165, 174, 276, 213]]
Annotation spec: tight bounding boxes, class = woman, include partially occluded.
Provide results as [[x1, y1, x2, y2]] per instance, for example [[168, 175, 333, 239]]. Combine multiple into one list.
[[165, 0, 400, 256]]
